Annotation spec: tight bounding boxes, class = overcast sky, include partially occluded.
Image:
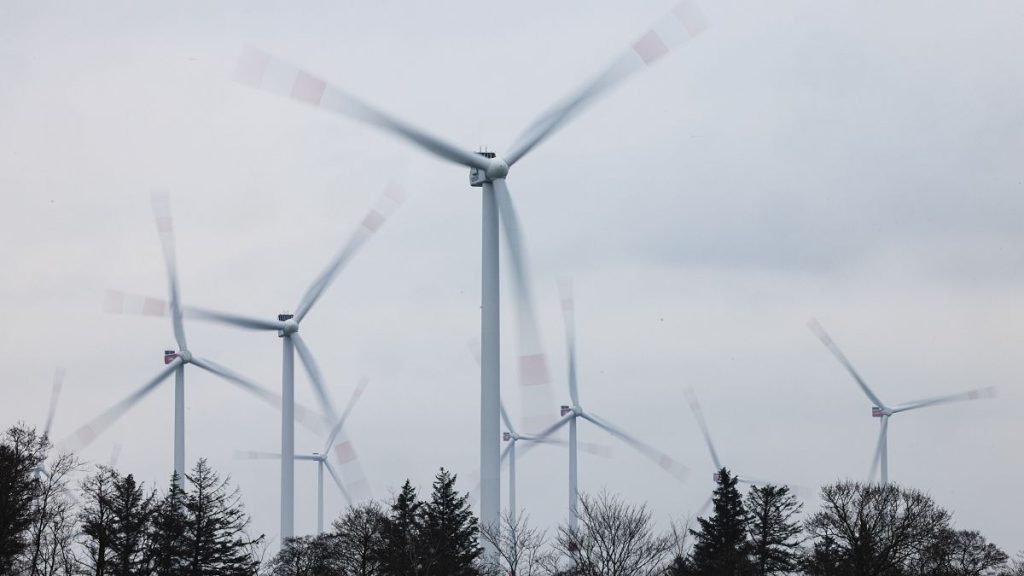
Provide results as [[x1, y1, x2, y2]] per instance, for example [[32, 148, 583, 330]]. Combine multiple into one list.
[[2, 0, 1022, 552]]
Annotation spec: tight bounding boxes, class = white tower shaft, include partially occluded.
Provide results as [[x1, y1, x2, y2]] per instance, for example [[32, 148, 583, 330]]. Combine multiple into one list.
[[569, 416, 579, 530], [480, 181, 501, 556], [281, 335, 295, 541], [174, 365, 185, 489]]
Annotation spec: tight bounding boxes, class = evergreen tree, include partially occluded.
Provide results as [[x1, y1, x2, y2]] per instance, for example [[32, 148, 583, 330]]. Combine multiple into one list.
[[80, 466, 119, 576], [107, 473, 155, 576], [0, 425, 48, 575], [379, 480, 424, 576], [688, 468, 752, 576], [150, 473, 189, 576], [745, 485, 802, 575], [182, 459, 262, 576], [419, 469, 480, 576], [268, 534, 342, 576]]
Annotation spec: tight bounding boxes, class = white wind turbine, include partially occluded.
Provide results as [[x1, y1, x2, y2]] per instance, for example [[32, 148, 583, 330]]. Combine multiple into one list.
[[149, 184, 405, 540], [683, 386, 806, 515], [809, 320, 996, 486], [234, 2, 708, 542], [238, 378, 368, 535], [518, 281, 690, 529], [60, 192, 292, 489]]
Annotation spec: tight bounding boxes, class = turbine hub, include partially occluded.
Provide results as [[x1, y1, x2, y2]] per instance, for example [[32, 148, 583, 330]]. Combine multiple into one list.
[[281, 319, 299, 336], [178, 350, 193, 363], [485, 157, 509, 180]]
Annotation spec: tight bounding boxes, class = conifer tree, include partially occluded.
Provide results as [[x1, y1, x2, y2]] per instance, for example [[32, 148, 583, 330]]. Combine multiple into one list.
[[0, 425, 48, 574], [107, 473, 155, 576], [419, 468, 480, 576], [379, 480, 424, 576], [745, 484, 802, 576], [150, 472, 189, 575], [80, 466, 119, 576], [182, 459, 262, 576], [688, 468, 752, 576]]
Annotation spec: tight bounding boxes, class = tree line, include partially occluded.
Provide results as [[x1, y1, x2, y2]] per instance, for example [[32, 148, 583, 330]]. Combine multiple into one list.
[[3, 423, 1022, 575]]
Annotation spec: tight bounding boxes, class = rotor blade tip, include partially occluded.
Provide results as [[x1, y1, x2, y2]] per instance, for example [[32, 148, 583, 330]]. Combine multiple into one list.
[[235, 47, 271, 86]]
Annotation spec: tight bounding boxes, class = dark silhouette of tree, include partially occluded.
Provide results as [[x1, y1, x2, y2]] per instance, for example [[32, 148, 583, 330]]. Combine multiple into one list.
[[107, 472, 155, 576], [0, 425, 48, 574], [745, 484, 803, 575], [79, 467, 119, 576], [556, 491, 673, 576], [150, 472, 189, 575], [379, 480, 424, 576], [805, 481, 950, 576], [910, 528, 1008, 576], [419, 468, 480, 576], [801, 533, 849, 576], [333, 502, 387, 576], [689, 468, 752, 576], [478, 510, 555, 576], [268, 534, 343, 576], [25, 448, 79, 576], [181, 459, 262, 576]]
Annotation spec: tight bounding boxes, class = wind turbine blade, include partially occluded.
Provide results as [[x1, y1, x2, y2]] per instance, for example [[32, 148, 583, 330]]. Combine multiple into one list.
[[104, 290, 169, 317], [59, 360, 181, 452], [513, 414, 572, 460], [188, 305, 286, 332], [558, 279, 580, 407], [696, 495, 713, 518], [190, 356, 325, 434], [322, 377, 369, 453], [294, 183, 408, 322], [808, 320, 887, 409], [683, 387, 723, 470], [291, 333, 339, 422], [323, 460, 353, 505], [235, 49, 491, 171], [582, 411, 690, 483], [500, 442, 513, 463], [530, 436, 613, 459], [150, 190, 188, 352], [234, 450, 283, 460], [500, 401, 518, 436], [503, 1, 707, 166], [108, 444, 122, 468], [867, 418, 888, 483], [43, 368, 65, 438], [492, 179, 555, 433], [892, 387, 996, 414]]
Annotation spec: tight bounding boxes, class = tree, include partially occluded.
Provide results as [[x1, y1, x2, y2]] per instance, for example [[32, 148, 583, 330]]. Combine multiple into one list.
[[419, 468, 480, 576], [107, 473, 155, 576], [150, 472, 189, 575], [333, 502, 387, 576], [25, 449, 79, 576], [181, 459, 262, 576], [268, 534, 343, 576], [910, 528, 1008, 576], [79, 467, 119, 576], [556, 491, 674, 576], [379, 480, 424, 576], [0, 425, 48, 574], [478, 510, 555, 576], [745, 484, 802, 575], [805, 481, 951, 576], [689, 468, 752, 576]]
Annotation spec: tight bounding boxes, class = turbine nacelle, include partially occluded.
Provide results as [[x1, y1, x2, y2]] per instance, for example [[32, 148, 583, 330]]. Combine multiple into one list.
[[277, 314, 299, 336], [164, 350, 192, 364], [871, 406, 892, 418], [469, 152, 510, 186]]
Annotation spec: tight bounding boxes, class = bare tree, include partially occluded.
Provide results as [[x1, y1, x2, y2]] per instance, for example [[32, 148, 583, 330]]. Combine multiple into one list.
[[805, 481, 951, 576], [555, 491, 674, 576], [478, 510, 555, 576], [25, 451, 80, 576]]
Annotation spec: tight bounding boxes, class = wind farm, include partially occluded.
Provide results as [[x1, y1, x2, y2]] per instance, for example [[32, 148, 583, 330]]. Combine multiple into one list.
[[2, 0, 1022, 573]]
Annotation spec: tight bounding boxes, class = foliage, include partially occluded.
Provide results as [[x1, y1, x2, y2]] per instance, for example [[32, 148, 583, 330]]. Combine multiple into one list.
[[688, 468, 753, 576], [746, 484, 803, 575]]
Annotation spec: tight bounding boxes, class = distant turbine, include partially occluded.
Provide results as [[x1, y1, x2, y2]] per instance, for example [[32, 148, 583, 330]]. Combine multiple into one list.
[[809, 320, 996, 485], [61, 191, 290, 489], [234, 1, 708, 545], [152, 184, 405, 540], [238, 378, 368, 534], [523, 281, 689, 529], [683, 386, 806, 515]]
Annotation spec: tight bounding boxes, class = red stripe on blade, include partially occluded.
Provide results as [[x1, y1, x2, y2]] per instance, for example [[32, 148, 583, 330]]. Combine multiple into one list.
[[333, 441, 357, 463], [633, 31, 670, 65], [518, 354, 550, 387], [291, 71, 327, 105], [235, 49, 271, 86]]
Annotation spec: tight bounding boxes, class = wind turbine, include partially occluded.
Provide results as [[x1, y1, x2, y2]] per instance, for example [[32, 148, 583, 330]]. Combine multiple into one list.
[[60, 191, 289, 490], [144, 184, 404, 540], [683, 386, 806, 514], [516, 281, 690, 529], [238, 377, 368, 535], [234, 2, 708, 542], [809, 320, 996, 486], [35, 368, 65, 480]]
